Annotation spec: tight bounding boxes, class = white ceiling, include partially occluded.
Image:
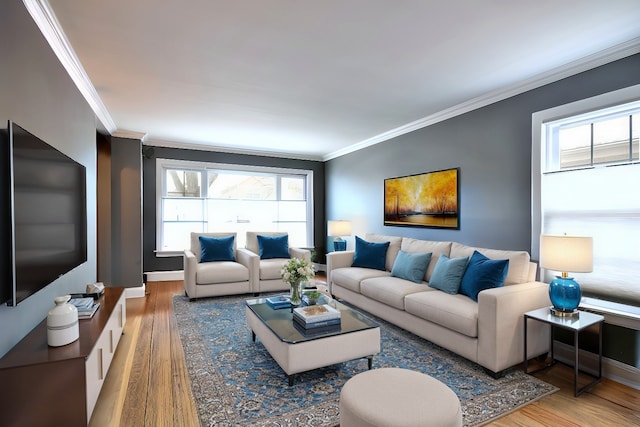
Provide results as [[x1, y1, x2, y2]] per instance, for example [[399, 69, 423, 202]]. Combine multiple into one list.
[[35, 0, 640, 160]]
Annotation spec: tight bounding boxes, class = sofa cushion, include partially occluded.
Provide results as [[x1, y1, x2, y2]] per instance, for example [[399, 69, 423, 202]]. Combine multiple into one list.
[[404, 291, 479, 338], [257, 234, 291, 259], [450, 242, 530, 285], [365, 233, 403, 271], [400, 238, 452, 282], [428, 254, 469, 294], [196, 261, 249, 284], [199, 235, 236, 262], [361, 276, 432, 310], [352, 236, 390, 271], [459, 250, 509, 301], [258, 258, 289, 280], [190, 232, 237, 262], [390, 250, 432, 283], [331, 267, 390, 293]]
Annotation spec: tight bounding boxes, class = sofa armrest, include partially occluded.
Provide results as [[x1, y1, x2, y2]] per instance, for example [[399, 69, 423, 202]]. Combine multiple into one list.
[[290, 247, 311, 262], [477, 281, 551, 373], [326, 251, 355, 290], [237, 248, 259, 293], [183, 250, 198, 299]]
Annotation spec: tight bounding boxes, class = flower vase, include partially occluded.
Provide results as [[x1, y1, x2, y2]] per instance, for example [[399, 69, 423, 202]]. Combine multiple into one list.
[[290, 281, 303, 306]]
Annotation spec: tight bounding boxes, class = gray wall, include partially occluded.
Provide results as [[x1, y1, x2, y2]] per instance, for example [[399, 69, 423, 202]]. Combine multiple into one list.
[[142, 146, 326, 272], [326, 54, 640, 255], [0, 2, 97, 357]]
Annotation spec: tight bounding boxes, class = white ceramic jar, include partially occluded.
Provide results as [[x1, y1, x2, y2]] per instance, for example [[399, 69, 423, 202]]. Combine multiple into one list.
[[47, 295, 79, 347]]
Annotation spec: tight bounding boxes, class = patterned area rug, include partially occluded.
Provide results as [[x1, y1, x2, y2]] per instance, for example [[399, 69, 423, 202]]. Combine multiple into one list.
[[173, 294, 557, 426]]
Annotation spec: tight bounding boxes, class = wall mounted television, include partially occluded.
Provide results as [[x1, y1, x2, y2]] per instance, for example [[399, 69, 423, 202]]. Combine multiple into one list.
[[5, 121, 87, 306]]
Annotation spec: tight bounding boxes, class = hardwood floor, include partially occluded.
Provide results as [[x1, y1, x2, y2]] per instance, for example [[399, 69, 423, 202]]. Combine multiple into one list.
[[90, 280, 640, 426]]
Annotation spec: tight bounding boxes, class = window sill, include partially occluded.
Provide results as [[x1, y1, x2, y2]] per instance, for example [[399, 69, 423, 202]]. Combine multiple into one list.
[[580, 297, 640, 331], [154, 250, 184, 258]]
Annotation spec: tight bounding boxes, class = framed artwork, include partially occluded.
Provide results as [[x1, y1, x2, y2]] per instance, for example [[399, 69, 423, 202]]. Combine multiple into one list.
[[384, 167, 459, 229]]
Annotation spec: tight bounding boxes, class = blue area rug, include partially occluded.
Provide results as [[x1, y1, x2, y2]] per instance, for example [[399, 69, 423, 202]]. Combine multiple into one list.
[[173, 294, 557, 426]]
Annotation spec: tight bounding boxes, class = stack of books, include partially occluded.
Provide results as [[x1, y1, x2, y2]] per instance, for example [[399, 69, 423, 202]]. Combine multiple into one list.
[[69, 297, 100, 319], [266, 295, 291, 309], [292, 304, 341, 333]]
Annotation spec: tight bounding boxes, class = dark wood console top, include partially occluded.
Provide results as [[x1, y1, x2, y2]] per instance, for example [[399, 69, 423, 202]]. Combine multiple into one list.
[[0, 287, 125, 368]]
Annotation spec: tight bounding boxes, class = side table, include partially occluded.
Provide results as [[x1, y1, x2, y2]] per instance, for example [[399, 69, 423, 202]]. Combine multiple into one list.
[[524, 307, 604, 396]]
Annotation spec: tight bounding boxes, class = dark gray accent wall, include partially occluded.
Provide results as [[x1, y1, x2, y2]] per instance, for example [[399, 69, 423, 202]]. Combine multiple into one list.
[[0, 2, 97, 357], [326, 54, 640, 255], [142, 147, 325, 272]]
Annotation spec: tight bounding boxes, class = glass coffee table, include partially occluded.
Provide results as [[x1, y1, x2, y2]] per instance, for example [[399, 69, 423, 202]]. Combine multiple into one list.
[[245, 295, 380, 385]]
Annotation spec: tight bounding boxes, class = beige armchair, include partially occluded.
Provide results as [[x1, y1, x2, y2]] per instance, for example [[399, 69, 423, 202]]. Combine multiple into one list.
[[244, 231, 311, 293], [184, 232, 256, 300]]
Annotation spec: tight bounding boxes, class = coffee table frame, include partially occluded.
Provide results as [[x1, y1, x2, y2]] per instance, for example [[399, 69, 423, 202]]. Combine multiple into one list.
[[246, 297, 380, 386]]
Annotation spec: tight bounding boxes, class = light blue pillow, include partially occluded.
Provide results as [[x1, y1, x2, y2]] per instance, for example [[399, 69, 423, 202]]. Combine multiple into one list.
[[199, 235, 235, 262], [351, 236, 390, 271], [459, 250, 509, 301], [428, 254, 469, 294], [391, 250, 432, 283], [257, 234, 291, 259]]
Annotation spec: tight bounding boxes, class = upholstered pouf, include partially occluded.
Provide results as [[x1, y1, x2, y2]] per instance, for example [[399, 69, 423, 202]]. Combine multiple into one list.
[[340, 368, 462, 427]]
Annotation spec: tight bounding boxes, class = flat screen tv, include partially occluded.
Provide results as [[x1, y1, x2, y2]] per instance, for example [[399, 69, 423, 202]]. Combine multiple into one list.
[[6, 121, 87, 306]]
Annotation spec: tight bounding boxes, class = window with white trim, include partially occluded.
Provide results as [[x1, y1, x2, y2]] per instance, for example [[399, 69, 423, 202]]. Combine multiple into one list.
[[156, 159, 313, 253], [533, 86, 640, 305]]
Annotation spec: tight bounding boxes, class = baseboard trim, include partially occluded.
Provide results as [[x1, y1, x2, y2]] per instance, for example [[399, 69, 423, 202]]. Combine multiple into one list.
[[554, 340, 640, 391], [145, 270, 184, 282], [125, 284, 146, 299]]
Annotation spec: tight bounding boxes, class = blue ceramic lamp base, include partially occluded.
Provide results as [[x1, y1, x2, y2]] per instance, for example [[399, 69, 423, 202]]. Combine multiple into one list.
[[549, 275, 582, 318]]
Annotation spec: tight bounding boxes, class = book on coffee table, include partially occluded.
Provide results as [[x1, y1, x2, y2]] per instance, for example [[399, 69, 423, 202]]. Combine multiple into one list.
[[266, 295, 291, 309], [293, 315, 341, 330], [292, 319, 341, 335], [292, 304, 341, 326]]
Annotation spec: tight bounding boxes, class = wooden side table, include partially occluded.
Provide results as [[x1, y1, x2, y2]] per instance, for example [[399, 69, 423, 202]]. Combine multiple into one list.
[[524, 307, 604, 396]]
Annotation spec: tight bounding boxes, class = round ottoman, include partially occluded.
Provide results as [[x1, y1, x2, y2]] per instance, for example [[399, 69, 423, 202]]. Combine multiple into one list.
[[340, 368, 462, 427]]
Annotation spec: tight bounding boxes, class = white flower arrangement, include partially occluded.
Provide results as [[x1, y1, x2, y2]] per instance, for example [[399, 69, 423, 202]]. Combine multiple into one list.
[[280, 257, 315, 286]]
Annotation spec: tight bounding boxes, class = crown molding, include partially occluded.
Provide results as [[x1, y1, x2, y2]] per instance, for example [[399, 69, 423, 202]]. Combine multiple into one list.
[[23, 0, 117, 133], [112, 130, 148, 141], [144, 138, 324, 162], [323, 37, 640, 161]]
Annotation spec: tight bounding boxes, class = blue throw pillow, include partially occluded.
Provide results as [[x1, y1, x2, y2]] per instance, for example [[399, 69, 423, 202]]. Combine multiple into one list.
[[428, 254, 470, 294], [352, 236, 390, 271], [199, 235, 235, 262], [257, 234, 291, 259], [459, 250, 509, 301], [391, 250, 432, 283]]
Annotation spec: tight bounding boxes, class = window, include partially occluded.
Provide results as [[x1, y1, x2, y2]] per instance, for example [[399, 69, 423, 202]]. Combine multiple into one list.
[[156, 159, 313, 254], [532, 85, 640, 305]]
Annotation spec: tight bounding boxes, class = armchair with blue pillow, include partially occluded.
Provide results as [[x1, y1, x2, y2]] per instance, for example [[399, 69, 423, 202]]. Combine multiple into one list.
[[183, 232, 255, 300], [244, 231, 311, 293]]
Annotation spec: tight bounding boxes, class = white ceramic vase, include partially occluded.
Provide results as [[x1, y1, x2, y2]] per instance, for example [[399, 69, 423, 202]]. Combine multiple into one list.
[[47, 295, 79, 347]]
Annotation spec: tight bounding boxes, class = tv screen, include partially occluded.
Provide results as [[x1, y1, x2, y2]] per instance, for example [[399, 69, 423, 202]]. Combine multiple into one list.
[[8, 121, 87, 305]]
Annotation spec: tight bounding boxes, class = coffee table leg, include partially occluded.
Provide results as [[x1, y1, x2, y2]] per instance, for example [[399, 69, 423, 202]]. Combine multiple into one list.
[[251, 330, 256, 342], [288, 374, 295, 386], [367, 356, 373, 370]]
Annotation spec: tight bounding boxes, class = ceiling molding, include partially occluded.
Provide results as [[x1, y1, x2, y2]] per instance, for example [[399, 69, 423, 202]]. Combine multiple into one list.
[[144, 138, 324, 162], [112, 130, 149, 141], [23, 0, 117, 133], [323, 37, 640, 161]]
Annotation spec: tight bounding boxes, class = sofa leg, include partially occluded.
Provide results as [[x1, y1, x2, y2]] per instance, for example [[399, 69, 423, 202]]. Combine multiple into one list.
[[484, 368, 507, 379]]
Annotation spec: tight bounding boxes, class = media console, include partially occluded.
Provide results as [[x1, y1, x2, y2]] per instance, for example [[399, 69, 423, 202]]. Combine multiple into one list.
[[0, 287, 126, 426]]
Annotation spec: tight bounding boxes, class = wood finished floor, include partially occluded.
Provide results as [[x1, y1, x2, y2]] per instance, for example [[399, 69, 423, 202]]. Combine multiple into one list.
[[90, 280, 640, 426]]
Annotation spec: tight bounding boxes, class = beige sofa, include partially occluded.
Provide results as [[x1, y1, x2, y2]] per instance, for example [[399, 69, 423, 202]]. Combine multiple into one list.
[[327, 233, 551, 376]]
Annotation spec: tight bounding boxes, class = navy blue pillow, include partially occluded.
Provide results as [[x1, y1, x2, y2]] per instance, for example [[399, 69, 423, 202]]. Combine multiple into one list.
[[391, 250, 432, 283], [459, 250, 509, 301], [199, 235, 235, 262], [352, 236, 390, 271], [428, 254, 469, 294], [257, 234, 291, 259]]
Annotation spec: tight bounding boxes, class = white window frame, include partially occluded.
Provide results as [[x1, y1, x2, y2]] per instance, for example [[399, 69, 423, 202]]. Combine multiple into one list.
[[155, 158, 314, 256], [532, 83, 640, 258]]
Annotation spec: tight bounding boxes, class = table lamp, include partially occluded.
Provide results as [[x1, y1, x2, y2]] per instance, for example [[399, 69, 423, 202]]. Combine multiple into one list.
[[328, 220, 351, 251], [539, 234, 593, 317]]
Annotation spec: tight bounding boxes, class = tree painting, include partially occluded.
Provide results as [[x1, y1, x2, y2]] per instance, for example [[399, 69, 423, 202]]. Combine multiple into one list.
[[384, 168, 459, 228]]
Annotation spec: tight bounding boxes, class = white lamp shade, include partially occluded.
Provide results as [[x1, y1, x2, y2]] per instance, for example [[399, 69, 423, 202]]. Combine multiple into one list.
[[328, 220, 352, 237], [539, 234, 593, 273]]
